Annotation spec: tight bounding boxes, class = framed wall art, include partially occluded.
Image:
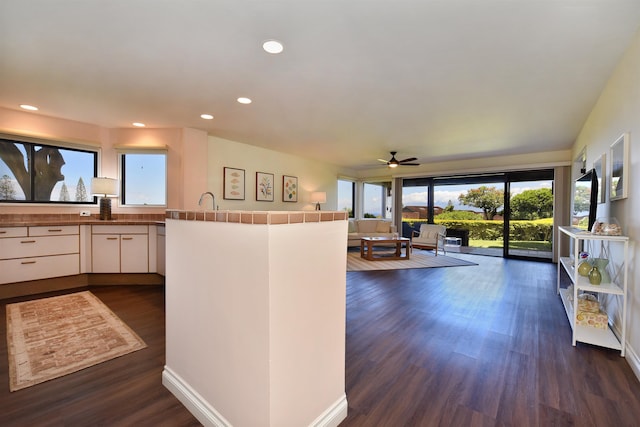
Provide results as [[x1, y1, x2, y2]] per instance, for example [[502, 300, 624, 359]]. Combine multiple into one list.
[[256, 172, 274, 201], [223, 167, 245, 200], [593, 153, 605, 204], [282, 175, 298, 202], [610, 133, 629, 201]]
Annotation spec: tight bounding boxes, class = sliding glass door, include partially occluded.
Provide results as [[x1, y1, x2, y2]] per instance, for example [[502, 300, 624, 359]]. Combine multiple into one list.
[[402, 169, 555, 261], [505, 170, 554, 260]]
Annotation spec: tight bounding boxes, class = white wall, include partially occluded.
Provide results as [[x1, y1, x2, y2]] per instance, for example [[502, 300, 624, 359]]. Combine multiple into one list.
[[355, 149, 573, 179], [207, 136, 342, 211], [0, 107, 209, 213], [573, 28, 639, 372], [164, 217, 348, 427]]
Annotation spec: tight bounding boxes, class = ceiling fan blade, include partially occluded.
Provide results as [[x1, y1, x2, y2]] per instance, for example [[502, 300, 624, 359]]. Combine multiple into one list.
[[401, 163, 420, 166], [398, 157, 418, 163], [377, 159, 389, 163]]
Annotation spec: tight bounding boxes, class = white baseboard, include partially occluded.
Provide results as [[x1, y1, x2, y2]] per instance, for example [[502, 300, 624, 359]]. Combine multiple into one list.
[[163, 366, 348, 427], [624, 342, 640, 381], [162, 366, 231, 427], [309, 394, 348, 427]]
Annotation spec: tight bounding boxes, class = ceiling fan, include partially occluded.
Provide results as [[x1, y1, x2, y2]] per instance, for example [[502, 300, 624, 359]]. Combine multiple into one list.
[[377, 151, 420, 168]]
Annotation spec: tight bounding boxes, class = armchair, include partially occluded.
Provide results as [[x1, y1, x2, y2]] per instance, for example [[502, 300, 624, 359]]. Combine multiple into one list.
[[411, 224, 447, 255]]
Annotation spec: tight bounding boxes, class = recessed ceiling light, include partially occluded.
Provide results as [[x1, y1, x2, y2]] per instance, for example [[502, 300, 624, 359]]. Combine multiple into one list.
[[200, 114, 214, 120], [237, 97, 252, 104], [263, 40, 284, 54], [20, 104, 38, 111], [132, 122, 145, 127]]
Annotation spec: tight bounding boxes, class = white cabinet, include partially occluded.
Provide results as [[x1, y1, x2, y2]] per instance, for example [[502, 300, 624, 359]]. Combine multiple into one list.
[[0, 225, 80, 285], [557, 226, 629, 356], [91, 225, 149, 273]]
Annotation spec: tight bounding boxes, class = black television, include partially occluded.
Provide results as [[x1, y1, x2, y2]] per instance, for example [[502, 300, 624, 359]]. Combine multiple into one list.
[[573, 168, 598, 231]]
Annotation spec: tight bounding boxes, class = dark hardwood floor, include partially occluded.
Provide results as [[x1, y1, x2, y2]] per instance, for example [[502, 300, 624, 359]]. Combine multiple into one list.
[[0, 285, 200, 427], [1, 255, 639, 426], [341, 254, 640, 426]]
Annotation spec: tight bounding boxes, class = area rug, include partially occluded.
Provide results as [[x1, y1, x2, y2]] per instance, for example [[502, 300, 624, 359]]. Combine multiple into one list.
[[347, 251, 477, 271], [6, 291, 146, 392]]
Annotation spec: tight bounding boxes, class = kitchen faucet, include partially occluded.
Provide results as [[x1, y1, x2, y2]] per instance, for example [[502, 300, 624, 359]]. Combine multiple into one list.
[[198, 192, 216, 210]]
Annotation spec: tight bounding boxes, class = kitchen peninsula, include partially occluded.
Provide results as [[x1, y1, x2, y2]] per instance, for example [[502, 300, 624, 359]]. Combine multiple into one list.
[[163, 209, 348, 427]]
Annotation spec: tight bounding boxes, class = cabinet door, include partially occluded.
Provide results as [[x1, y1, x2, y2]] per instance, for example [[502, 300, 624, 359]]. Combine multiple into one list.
[[92, 234, 121, 273], [120, 234, 149, 273]]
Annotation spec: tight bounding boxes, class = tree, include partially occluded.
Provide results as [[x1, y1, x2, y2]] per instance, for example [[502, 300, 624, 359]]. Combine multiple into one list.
[[75, 177, 89, 202], [59, 182, 70, 201], [0, 143, 65, 200], [444, 200, 454, 212], [510, 188, 553, 220], [458, 186, 503, 220], [0, 174, 16, 200]]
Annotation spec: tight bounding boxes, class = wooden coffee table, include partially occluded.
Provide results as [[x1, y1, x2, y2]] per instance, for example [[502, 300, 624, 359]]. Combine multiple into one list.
[[360, 237, 411, 261]]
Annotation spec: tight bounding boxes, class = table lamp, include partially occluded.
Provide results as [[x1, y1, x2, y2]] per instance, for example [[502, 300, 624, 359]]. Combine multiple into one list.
[[91, 177, 118, 220], [310, 191, 326, 211]]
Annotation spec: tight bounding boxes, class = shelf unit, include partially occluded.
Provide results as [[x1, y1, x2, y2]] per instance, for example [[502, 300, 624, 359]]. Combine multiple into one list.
[[557, 226, 629, 356]]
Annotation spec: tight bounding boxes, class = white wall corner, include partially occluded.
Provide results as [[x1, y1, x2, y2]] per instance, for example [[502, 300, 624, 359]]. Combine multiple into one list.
[[308, 394, 348, 427], [162, 366, 232, 427]]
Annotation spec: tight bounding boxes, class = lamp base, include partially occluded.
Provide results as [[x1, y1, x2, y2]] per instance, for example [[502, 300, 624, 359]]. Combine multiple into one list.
[[315, 202, 321, 211], [99, 197, 112, 220]]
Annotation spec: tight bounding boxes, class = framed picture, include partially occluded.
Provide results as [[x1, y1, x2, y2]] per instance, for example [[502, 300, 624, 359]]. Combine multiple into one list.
[[610, 133, 629, 201], [256, 172, 274, 201], [282, 175, 298, 202], [223, 167, 245, 200], [593, 153, 605, 204]]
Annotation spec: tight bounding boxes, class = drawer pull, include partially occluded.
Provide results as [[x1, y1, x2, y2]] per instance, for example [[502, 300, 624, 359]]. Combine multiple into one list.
[[20, 240, 36, 244], [122, 237, 133, 241], [21, 260, 37, 265], [0, 230, 6, 234], [48, 229, 63, 232], [107, 237, 118, 240]]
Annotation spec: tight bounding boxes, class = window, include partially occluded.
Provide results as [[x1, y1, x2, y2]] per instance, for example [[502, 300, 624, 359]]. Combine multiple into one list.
[[120, 152, 167, 206], [337, 179, 354, 217], [363, 181, 391, 218], [0, 137, 97, 203]]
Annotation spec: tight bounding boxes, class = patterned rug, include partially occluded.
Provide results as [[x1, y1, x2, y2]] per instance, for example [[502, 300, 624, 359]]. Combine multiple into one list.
[[6, 291, 146, 392], [347, 251, 477, 271]]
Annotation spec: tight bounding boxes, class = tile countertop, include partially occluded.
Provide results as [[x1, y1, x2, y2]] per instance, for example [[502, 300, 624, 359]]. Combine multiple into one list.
[[0, 213, 165, 227]]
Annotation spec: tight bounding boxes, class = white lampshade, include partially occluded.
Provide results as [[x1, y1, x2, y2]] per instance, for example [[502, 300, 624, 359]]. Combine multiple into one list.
[[310, 192, 327, 204], [91, 177, 118, 197]]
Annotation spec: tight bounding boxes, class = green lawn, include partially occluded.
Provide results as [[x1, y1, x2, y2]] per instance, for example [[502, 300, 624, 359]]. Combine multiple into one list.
[[470, 239, 552, 251]]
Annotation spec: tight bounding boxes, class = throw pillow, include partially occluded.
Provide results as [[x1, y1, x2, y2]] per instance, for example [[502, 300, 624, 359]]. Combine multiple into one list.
[[375, 221, 390, 233], [348, 221, 356, 233]]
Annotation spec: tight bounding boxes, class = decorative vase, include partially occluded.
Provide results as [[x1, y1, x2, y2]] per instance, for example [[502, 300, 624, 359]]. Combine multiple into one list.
[[588, 266, 602, 285], [578, 260, 592, 277], [589, 258, 610, 283]]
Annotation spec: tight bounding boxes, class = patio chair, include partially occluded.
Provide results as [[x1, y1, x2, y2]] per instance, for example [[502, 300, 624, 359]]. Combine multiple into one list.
[[411, 224, 447, 255]]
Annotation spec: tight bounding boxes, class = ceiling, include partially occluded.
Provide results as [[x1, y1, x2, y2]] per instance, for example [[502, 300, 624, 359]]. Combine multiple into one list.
[[1, 1, 639, 171]]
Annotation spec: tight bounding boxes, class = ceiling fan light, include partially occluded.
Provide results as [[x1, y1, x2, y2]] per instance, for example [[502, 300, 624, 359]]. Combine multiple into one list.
[[388, 163, 398, 168]]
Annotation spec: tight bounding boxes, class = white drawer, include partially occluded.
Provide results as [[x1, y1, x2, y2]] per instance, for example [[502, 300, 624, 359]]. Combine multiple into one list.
[[0, 235, 79, 260], [0, 253, 80, 285], [0, 227, 28, 238], [29, 225, 79, 236], [92, 225, 148, 234]]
